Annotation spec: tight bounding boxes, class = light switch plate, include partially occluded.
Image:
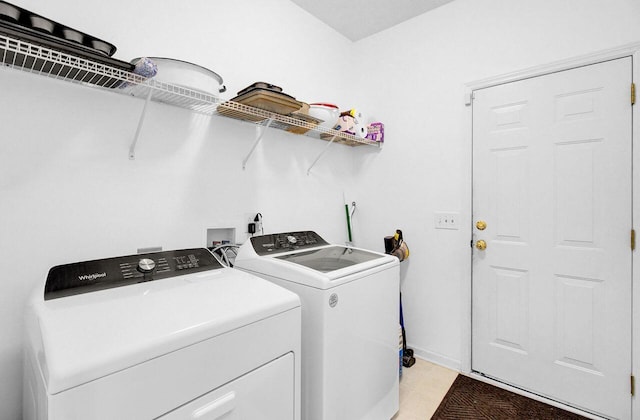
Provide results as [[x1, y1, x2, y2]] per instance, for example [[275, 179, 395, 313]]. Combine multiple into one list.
[[434, 212, 460, 230]]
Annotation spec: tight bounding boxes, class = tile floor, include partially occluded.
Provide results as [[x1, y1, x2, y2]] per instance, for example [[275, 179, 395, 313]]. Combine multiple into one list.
[[392, 358, 459, 420]]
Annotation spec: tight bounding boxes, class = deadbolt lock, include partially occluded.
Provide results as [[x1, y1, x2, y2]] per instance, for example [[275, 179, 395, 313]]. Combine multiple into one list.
[[476, 240, 487, 250], [476, 220, 487, 231]]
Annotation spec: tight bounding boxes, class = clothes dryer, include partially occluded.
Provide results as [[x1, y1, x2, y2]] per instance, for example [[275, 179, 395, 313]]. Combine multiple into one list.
[[235, 232, 399, 420], [24, 248, 301, 420]]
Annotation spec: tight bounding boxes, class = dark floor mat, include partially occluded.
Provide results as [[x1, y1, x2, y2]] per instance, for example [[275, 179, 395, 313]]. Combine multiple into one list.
[[431, 375, 588, 419]]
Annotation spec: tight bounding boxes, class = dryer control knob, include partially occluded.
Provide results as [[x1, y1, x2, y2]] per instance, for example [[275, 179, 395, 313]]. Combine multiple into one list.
[[137, 258, 156, 273]]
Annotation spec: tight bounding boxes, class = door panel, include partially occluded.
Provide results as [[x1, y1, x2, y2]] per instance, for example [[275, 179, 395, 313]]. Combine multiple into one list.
[[492, 267, 529, 353], [555, 275, 601, 372], [556, 140, 599, 244], [494, 148, 528, 240], [472, 57, 632, 419]]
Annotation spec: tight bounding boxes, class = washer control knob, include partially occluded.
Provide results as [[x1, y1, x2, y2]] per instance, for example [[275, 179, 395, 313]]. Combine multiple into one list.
[[137, 258, 156, 273], [287, 235, 297, 244]]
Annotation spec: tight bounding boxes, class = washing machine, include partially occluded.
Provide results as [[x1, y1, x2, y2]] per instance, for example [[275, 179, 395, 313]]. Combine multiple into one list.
[[234, 231, 399, 420], [23, 248, 301, 420]]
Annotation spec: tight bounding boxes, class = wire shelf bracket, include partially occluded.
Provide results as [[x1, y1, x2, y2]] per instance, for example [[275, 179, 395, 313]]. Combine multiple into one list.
[[242, 117, 274, 170], [129, 89, 153, 160], [307, 134, 338, 175]]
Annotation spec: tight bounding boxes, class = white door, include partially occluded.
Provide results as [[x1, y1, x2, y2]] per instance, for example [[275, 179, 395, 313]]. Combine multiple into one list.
[[472, 57, 632, 419]]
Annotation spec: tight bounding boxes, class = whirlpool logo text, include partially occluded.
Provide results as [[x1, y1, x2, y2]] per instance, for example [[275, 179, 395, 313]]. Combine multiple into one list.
[[78, 272, 107, 281]]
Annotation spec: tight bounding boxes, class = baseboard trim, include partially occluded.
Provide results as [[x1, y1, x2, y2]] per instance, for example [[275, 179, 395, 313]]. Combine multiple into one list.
[[406, 344, 461, 372]]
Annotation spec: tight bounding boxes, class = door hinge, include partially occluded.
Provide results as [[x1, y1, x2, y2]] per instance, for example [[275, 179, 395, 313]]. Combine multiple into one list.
[[632, 229, 636, 251], [632, 83, 636, 105], [632, 375, 635, 396]]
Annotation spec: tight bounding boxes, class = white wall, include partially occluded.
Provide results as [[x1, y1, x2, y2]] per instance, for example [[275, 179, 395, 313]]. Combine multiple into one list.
[[0, 1, 358, 418], [2, 0, 640, 419], [347, 0, 640, 369]]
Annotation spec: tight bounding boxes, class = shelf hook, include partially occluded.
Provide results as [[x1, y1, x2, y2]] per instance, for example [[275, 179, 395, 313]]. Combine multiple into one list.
[[242, 117, 274, 170]]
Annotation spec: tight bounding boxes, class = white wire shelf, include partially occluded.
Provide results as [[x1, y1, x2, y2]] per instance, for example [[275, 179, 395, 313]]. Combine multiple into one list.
[[0, 33, 382, 159], [216, 100, 380, 147], [0, 33, 142, 88]]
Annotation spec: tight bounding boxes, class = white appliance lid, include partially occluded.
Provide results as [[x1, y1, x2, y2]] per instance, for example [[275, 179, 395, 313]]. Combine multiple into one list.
[[274, 245, 383, 272], [235, 232, 399, 287], [28, 264, 300, 395]]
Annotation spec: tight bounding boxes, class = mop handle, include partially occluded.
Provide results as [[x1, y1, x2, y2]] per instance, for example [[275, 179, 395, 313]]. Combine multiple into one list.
[[345, 204, 352, 242]]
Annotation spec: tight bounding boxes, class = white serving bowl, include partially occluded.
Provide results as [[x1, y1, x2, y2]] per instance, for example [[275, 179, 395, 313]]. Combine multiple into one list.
[[137, 57, 226, 97], [308, 103, 340, 131]]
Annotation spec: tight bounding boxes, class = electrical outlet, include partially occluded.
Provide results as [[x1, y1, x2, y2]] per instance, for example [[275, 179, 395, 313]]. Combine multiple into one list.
[[245, 212, 263, 234], [434, 212, 459, 230]]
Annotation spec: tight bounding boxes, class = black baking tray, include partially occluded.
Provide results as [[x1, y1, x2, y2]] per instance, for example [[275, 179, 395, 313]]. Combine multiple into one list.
[[0, 3, 134, 88], [230, 87, 297, 102], [0, 1, 120, 56], [237, 82, 283, 96]]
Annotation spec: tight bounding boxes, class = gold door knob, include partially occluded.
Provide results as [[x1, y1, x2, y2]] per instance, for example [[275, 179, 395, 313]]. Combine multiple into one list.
[[476, 220, 487, 231], [476, 240, 487, 250]]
